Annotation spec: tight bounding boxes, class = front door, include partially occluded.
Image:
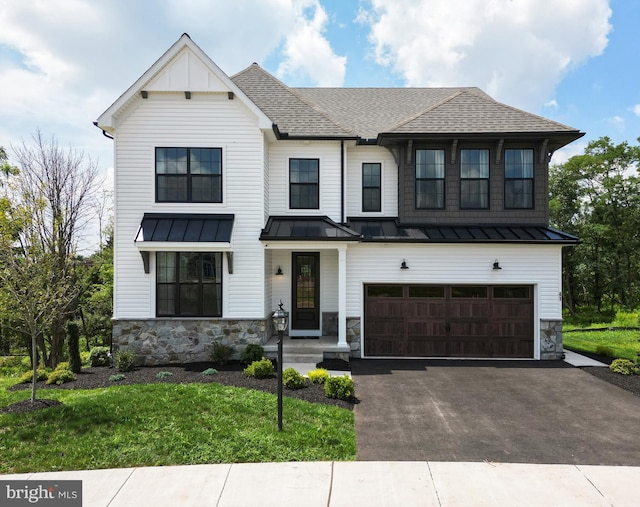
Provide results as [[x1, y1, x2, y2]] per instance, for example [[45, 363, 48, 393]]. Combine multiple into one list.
[[292, 252, 320, 331]]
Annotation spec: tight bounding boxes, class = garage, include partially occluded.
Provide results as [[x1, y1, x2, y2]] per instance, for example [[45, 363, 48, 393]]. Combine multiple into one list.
[[364, 284, 534, 358]]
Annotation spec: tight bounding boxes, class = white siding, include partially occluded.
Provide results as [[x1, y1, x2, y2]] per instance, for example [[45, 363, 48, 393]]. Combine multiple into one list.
[[268, 141, 342, 221], [114, 93, 265, 319], [346, 145, 398, 217], [345, 243, 563, 319]]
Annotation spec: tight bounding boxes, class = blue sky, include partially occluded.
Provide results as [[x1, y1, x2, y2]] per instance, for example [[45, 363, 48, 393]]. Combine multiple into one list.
[[0, 0, 638, 249]]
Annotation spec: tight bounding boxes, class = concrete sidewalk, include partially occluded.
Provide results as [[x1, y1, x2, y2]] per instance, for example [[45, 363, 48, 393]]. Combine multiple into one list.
[[4, 461, 639, 506]]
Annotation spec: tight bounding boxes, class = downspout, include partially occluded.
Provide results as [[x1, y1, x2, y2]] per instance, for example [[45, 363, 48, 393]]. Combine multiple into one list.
[[340, 140, 345, 224], [93, 121, 114, 140]]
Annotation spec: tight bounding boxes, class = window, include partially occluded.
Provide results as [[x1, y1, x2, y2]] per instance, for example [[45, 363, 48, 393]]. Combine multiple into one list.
[[409, 286, 445, 298], [494, 286, 530, 299], [367, 285, 403, 298], [451, 286, 488, 298], [416, 149, 445, 209], [156, 252, 222, 317], [362, 163, 381, 212], [460, 149, 489, 209], [156, 148, 222, 202], [505, 149, 534, 209], [290, 158, 319, 209]]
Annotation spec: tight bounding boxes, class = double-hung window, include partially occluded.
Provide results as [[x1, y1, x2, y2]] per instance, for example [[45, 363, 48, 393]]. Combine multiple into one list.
[[290, 158, 319, 209], [504, 149, 534, 209], [156, 252, 222, 317], [416, 149, 445, 209], [156, 148, 222, 202], [362, 163, 381, 212], [460, 149, 489, 209]]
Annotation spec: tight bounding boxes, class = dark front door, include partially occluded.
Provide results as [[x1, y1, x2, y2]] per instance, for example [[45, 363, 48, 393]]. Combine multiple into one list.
[[292, 252, 320, 330]]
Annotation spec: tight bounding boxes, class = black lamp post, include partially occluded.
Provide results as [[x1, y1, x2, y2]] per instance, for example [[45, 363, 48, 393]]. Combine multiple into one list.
[[272, 300, 288, 431]]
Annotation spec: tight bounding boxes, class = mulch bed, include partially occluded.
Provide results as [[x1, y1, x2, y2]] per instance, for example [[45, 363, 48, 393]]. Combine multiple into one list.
[[3, 361, 355, 414], [581, 366, 640, 397]]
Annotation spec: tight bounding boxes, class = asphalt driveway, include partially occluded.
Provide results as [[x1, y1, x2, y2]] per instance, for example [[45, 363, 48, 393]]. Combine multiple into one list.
[[351, 359, 640, 465]]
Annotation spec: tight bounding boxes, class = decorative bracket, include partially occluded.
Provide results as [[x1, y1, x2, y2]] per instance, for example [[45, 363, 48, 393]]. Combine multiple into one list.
[[539, 139, 549, 164], [495, 139, 504, 164], [226, 251, 234, 274], [140, 251, 150, 274], [406, 140, 413, 166], [451, 139, 458, 164]]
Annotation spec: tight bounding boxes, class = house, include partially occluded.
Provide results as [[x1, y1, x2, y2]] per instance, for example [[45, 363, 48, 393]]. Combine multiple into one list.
[[96, 34, 582, 365]]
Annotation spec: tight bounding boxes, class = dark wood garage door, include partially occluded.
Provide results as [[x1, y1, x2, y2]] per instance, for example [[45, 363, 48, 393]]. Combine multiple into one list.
[[364, 285, 533, 358]]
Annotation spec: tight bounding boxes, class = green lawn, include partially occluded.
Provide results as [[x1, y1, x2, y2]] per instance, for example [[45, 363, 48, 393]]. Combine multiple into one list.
[[0, 377, 355, 474], [563, 329, 640, 361]]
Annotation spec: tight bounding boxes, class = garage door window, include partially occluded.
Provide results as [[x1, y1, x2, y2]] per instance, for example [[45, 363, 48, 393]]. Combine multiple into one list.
[[367, 285, 403, 297], [451, 286, 488, 298], [409, 286, 445, 298], [494, 286, 530, 298]]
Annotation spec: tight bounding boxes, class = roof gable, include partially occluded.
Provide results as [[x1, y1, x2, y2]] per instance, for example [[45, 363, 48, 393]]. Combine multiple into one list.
[[96, 34, 271, 132]]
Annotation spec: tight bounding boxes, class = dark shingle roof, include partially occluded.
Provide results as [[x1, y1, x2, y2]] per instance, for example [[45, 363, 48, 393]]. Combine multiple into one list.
[[231, 63, 582, 143]]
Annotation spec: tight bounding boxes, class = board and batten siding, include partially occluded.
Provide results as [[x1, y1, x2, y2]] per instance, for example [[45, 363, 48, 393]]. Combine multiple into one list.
[[113, 93, 266, 319], [268, 141, 342, 221], [345, 145, 398, 218], [345, 243, 563, 319]]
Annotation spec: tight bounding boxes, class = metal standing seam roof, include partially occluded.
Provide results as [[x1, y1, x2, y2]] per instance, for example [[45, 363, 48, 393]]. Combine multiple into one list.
[[135, 214, 235, 243], [346, 219, 579, 244], [260, 216, 361, 241]]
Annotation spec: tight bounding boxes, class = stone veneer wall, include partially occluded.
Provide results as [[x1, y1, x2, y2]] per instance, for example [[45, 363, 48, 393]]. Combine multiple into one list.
[[539, 319, 563, 360], [346, 317, 361, 358], [112, 319, 268, 365]]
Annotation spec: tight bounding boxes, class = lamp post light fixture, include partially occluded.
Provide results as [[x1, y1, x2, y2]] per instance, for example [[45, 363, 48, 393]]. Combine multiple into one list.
[[272, 300, 288, 431]]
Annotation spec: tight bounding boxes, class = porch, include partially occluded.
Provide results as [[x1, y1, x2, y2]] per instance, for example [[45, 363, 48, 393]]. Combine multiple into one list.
[[263, 335, 351, 371]]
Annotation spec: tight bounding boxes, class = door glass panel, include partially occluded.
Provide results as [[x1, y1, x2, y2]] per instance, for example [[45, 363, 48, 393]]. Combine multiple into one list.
[[367, 285, 403, 298], [494, 286, 530, 299], [451, 286, 488, 298], [409, 286, 445, 298], [296, 255, 316, 309]]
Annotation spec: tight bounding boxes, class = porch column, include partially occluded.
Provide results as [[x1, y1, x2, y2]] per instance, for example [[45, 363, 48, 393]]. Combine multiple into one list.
[[338, 245, 347, 347]]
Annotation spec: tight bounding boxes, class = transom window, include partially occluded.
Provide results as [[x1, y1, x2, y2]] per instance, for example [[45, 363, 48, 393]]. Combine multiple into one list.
[[362, 163, 381, 212], [290, 158, 319, 209], [460, 149, 489, 209], [156, 148, 222, 203], [416, 149, 445, 209], [504, 149, 534, 209], [156, 252, 222, 317]]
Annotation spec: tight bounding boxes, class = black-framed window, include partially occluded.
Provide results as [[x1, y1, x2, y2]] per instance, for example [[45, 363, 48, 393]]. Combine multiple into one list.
[[416, 149, 445, 209], [460, 149, 489, 209], [156, 148, 222, 203], [156, 252, 222, 317], [289, 158, 319, 209], [504, 149, 534, 209], [362, 163, 381, 212]]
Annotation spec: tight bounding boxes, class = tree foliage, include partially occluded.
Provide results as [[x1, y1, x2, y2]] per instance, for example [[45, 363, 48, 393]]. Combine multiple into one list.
[[550, 137, 640, 313]]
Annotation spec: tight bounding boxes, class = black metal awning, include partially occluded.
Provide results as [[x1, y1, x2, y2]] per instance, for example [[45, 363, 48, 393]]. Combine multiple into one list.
[[135, 213, 235, 243], [346, 218, 579, 244], [260, 216, 361, 241]]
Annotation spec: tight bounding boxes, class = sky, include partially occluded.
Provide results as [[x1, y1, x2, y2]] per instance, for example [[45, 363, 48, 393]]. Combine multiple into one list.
[[0, 0, 638, 251]]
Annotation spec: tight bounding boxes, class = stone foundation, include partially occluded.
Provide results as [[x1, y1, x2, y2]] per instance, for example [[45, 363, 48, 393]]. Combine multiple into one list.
[[112, 319, 268, 365], [346, 317, 361, 358], [540, 319, 563, 360]]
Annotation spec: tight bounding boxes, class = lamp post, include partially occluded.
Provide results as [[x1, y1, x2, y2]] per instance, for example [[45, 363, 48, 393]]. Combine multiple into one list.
[[272, 300, 288, 431]]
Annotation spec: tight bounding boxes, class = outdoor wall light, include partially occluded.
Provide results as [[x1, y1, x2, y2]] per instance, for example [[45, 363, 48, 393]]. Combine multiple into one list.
[[275, 266, 283, 276], [493, 260, 502, 270], [400, 259, 409, 270]]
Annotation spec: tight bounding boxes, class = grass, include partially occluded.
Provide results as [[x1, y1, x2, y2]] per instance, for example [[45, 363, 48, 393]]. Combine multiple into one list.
[[0, 376, 355, 474], [563, 329, 640, 361]]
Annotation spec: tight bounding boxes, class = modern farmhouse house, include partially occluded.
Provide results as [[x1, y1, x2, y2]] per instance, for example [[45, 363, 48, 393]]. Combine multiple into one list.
[[96, 34, 582, 365]]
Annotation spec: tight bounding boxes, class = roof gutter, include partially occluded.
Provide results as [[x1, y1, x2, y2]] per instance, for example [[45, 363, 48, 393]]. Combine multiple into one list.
[[92, 121, 114, 140]]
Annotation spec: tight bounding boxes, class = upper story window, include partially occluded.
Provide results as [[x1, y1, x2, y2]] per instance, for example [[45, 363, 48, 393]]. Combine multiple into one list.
[[460, 149, 489, 209], [416, 149, 445, 209], [156, 251, 222, 317], [290, 158, 319, 209], [156, 148, 222, 203], [504, 149, 534, 209], [362, 163, 381, 212]]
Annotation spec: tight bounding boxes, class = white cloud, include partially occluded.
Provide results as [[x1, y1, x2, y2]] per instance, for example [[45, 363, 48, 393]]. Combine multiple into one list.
[[551, 141, 587, 165], [607, 115, 625, 130], [276, 0, 346, 86], [632, 104, 640, 117], [359, 0, 612, 109], [544, 100, 558, 108]]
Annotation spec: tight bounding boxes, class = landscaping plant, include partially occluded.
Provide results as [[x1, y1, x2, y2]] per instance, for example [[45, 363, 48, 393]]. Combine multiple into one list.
[[66, 321, 82, 374], [324, 375, 355, 401], [243, 358, 274, 378], [240, 343, 264, 366], [307, 368, 329, 384], [609, 358, 639, 375], [89, 346, 110, 367], [210, 343, 234, 366], [282, 368, 306, 390], [115, 350, 135, 372]]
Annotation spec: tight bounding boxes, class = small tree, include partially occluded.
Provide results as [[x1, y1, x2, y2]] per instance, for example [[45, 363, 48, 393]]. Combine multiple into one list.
[[67, 321, 82, 374]]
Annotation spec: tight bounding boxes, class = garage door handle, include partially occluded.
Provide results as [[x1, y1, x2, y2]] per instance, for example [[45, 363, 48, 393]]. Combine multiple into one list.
[[445, 322, 451, 332]]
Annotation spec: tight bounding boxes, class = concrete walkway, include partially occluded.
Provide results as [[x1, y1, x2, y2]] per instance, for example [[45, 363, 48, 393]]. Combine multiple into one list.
[[4, 461, 639, 506], [563, 349, 609, 367]]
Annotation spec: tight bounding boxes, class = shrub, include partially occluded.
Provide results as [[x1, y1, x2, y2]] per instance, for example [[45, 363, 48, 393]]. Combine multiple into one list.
[[324, 375, 355, 400], [595, 345, 615, 357], [80, 351, 91, 366], [54, 361, 70, 372], [283, 367, 306, 390], [240, 344, 265, 366], [612, 311, 639, 328], [201, 368, 218, 376], [21, 356, 32, 369], [90, 346, 111, 367], [19, 369, 49, 384], [46, 365, 76, 385], [307, 368, 329, 384], [109, 374, 126, 382], [156, 371, 173, 379], [115, 350, 136, 372], [210, 343, 234, 366], [243, 357, 274, 378], [66, 321, 82, 374], [609, 358, 639, 375]]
